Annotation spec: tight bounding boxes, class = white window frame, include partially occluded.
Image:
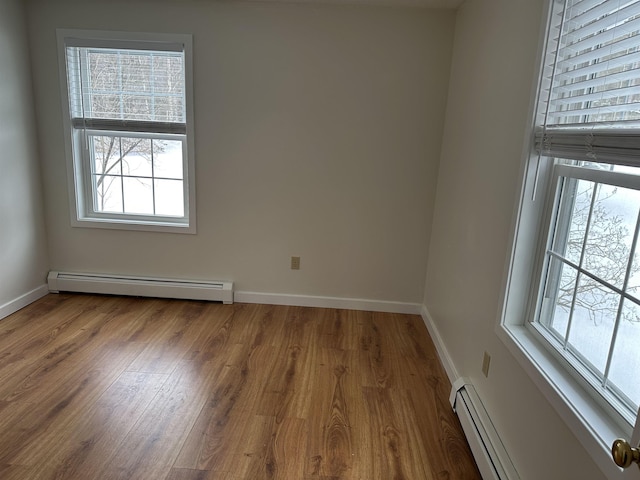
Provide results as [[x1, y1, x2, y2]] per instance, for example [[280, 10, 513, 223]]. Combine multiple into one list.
[[498, 1, 640, 478], [56, 29, 197, 234]]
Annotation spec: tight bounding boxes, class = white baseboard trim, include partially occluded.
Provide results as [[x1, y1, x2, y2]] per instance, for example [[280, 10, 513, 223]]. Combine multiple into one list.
[[420, 304, 459, 384], [234, 291, 422, 314], [0, 284, 49, 321]]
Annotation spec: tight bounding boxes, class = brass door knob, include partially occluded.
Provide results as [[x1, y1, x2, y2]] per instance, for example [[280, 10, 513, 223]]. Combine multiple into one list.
[[612, 439, 640, 469]]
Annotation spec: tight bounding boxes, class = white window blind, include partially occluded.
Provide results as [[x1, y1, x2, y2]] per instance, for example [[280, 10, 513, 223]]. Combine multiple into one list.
[[66, 44, 186, 134], [536, 0, 640, 165]]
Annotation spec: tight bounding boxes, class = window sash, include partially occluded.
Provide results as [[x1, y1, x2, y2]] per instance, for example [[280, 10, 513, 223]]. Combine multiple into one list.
[[79, 129, 188, 222], [534, 162, 640, 428]]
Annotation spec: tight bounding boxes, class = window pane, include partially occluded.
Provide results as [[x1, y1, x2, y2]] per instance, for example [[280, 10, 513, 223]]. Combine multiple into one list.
[[123, 177, 154, 215], [551, 178, 594, 266], [541, 257, 577, 341], [121, 138, 152, 177], [92, 135, 121, 176], [627, 251, 640, 302], [153, 140, 183, 179], [87, 51, 118, 92], [122, 95, 152, 121], [583, 184, 639, 289], [153, 55, 184, 94], [567, 276, 620, 374], [120, 52, 151, 93], [608, 299, 640, 411], [153, 96, 185, 123], [87, 94, 121, 119], [93, 174, 122, 213], [155, 179, 184, 216]]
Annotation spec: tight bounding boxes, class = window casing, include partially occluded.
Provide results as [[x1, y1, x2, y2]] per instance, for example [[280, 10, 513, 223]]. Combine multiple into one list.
[[499, 0, 640, 476], [57, 30, 196, 233]]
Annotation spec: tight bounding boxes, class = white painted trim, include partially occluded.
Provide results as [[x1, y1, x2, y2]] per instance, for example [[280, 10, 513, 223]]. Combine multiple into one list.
[[0, 285, 49, 320], [234, 291, 421, 314], [420, 304, 459, 384]]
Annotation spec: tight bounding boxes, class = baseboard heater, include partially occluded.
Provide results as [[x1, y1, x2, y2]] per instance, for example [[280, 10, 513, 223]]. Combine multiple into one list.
[[47, 271, 233, 304], [450, 379, 519, 480]]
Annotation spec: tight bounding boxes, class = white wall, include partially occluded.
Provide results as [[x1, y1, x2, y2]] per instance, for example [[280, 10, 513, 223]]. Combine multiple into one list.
[[0, 0, 49, 312], [26, 0, 454, 306], [424, 0, 607, 478]]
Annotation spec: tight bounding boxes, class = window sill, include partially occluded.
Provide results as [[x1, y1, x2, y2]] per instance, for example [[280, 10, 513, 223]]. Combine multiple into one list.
[[72, 216, 196, 234], [496, 323, 626, 479]]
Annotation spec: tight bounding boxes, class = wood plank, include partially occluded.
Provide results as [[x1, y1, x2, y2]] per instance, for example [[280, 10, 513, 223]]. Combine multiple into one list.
[[126, 301, 213, 374], [25, 371, 169, 479], [304, 347, 356, 478], [361, 386, 430, 480], [165, 468, 231, 480], [317, 308, 359, 351]]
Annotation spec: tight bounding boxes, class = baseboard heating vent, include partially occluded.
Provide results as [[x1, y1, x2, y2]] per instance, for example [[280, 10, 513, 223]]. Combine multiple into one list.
[[48, 271, 233, 304], [450, 379, 519, 480]]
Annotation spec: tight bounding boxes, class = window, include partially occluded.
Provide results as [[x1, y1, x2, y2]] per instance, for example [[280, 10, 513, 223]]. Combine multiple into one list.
[[499, 0, 640, 476], [57, 30, 196, 233]]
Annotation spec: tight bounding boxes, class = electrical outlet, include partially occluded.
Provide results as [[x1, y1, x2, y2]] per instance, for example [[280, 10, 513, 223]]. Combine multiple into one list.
[[291, 256, 301, 270], [482, 351, 491, 378]]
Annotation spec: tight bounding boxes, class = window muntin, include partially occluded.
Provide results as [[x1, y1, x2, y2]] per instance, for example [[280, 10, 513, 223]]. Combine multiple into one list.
[[58, 31, 194, 232], [535, 161, 640, 425]]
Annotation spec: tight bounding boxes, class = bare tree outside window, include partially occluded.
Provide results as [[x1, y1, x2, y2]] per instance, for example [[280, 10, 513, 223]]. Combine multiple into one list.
[[554, 182, 640, 326]]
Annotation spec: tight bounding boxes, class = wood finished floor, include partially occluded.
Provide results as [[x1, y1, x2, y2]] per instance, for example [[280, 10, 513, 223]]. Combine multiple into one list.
[[0, 294, 481, 480]]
